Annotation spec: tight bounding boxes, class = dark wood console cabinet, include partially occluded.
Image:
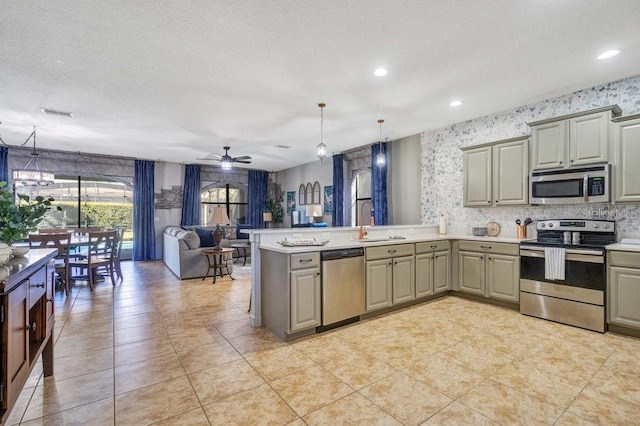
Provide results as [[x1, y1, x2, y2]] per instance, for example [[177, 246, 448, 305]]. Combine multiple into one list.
[[0, 249, 57, 424]]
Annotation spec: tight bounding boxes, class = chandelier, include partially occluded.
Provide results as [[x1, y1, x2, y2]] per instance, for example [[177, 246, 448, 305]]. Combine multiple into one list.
[[376, 119, 387, 167], [0, 123, 55, 186], [317, 103, 327, 162]]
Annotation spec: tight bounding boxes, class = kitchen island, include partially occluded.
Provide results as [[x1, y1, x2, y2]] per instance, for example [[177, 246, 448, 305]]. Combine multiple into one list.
[[245, 225, 526, 339], [1, 248, 57, 424]]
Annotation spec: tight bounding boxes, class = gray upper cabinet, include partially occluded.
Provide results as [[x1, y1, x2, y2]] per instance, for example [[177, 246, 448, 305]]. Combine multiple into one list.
[[613, 114, 640, 203], [462, 136, 529, 207], [463, 146, 492, 206], [529, 106, 621, 171], [569, 111, 609, 166], [531, 121, 565, 170], [493, 138, 529, 205]]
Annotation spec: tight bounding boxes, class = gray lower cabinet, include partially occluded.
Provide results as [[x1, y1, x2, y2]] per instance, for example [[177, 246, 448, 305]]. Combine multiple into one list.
[[457, 241, 519, 303], [608, 251, 640, 330], [261, 251, 320, 340], [415, 241, 451, 297], [289, 268, 321, 332], [365, 244, 415, 312], [613, 114, 640, 203], [365, 258, 393, 311]]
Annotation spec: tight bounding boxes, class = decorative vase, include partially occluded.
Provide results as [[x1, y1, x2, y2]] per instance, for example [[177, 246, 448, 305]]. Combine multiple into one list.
[[0, 243, 11, 265], [10, 245, 30, 257]]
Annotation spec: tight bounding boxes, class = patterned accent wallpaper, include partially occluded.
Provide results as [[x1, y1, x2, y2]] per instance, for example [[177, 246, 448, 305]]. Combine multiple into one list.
[[421, 75, 640, 239]]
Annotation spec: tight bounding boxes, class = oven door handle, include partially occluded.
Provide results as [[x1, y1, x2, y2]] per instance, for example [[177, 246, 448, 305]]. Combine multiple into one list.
[[520, 248, 604, 264]]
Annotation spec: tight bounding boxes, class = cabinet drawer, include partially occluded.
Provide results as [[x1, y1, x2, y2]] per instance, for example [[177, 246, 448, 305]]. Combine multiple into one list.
[[415, 240, 450, 254], [29, 266, 47, 308], [366, 244, 414, 261], [609, 251, 640, 268], [290, 252, 320, 270], [458, 240, 519, 256]]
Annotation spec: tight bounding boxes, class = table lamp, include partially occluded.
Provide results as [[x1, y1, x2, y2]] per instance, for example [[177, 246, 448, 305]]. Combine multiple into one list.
[[305, 204, 322, 223], [208, 206, 231, 250], [263, 212, 272, 228]]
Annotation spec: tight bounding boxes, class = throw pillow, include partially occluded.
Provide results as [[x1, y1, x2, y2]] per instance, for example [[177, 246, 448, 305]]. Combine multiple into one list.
[[194, 227, 214, 247], [236, 224, 252, 239], [224, 227, 236, 240], [180, 231, 200, 250]]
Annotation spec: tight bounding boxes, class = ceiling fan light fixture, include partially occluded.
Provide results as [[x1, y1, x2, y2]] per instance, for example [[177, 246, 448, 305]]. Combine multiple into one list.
[[597, 49, 620, 60], [220, 158, 233, 170], [317, 103, 328, 162]]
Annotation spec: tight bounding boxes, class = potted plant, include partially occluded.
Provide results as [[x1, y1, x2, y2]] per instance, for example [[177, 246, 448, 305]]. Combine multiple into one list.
[[0, 181, 59, 254]]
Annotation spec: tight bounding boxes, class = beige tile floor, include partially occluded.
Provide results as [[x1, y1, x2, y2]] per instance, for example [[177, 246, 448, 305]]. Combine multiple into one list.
[[7, 260, 640, 425]]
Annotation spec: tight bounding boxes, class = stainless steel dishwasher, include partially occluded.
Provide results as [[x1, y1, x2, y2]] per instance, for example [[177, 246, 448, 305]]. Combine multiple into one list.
[[320, 248, 365, 328]]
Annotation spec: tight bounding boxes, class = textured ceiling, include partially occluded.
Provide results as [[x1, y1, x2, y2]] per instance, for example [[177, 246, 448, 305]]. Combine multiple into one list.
[[1, 1, 639, 171]]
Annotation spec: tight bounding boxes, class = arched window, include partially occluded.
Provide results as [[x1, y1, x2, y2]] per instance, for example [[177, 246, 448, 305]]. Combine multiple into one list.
[[201, 183, 248, 225], [352, 170, 371, 226]]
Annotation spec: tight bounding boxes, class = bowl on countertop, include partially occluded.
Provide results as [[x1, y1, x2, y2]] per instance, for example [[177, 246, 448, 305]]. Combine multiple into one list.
[[472, 227, 488, 236]]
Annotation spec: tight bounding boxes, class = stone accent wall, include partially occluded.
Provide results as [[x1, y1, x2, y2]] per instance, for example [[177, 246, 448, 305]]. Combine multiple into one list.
[[421, 75, 640, 239]]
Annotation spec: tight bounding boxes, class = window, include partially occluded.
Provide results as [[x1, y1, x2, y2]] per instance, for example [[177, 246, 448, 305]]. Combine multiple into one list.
[[353, 171, 372, 226], [201, 183, 247, 225], [20, 176, 134, 258]]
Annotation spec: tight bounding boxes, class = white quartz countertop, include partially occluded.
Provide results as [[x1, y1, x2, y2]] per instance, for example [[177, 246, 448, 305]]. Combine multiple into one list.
[[606, 243, 640, 253], [260, 234, 530, 254]]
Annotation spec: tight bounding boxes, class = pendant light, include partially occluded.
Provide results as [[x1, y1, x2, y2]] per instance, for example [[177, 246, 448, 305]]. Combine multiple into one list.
[[0, 124, 55, 186], [376, 119, 386, 167], [316, 103, 327, 162]]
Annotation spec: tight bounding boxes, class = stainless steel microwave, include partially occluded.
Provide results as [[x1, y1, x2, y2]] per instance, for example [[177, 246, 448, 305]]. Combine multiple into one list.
[[529, 165, 610, 204]]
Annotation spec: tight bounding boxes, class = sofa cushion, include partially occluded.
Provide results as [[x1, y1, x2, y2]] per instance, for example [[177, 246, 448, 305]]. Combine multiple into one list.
[[236, 224, 252, 239], [179, 230, 200, 249], [194, 227, 214, 247]]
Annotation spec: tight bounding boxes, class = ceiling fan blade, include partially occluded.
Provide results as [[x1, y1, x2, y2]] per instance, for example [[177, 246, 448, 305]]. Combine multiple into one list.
[[196, 157, 221, 161], [197, 153, 222, 160], [234, 159, 252, 164], [232, 155, 252, 161]]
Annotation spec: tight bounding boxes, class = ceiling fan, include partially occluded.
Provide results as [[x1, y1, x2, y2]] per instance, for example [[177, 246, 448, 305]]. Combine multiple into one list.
[[197, 146, 252, 169]]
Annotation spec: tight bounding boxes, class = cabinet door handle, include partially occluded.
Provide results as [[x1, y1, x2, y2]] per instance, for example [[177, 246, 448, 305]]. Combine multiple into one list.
[[32, 282, 45, 288], [316, 272, 320, 276], [559, 161, 563, 165], [488, 257, 492, 260], [480, 256, 484, 260], [570, 159, 574, 163], [26, 323, 37, 332], [299, 259, 312, 264], [388, 249, 397, 254], [480, 245, 492, 249], [487, 200, 491, 204], [430, 245, 438, 249], [47, 298, 54, 303]]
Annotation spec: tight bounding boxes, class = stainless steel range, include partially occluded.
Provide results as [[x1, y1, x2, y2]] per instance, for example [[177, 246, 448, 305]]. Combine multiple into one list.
[[519, 219, 616, 333]]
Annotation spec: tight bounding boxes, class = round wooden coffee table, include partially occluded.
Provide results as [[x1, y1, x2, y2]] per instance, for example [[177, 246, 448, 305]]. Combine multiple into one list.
[[200, 248, 234, 283]]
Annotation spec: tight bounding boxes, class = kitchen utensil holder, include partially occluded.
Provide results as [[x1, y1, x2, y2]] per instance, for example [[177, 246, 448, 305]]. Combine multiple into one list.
[[517, 225, 527, 239]]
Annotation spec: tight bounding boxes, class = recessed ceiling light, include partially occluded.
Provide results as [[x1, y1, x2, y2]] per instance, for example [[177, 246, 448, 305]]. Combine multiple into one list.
[[450, 100, 462, 107], [374, 67, 388, 77], [598, 49, 620, 60]]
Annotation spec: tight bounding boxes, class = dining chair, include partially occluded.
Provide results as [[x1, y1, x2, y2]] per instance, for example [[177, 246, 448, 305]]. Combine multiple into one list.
[[28, 232, 72, 296], [38, 228, 71, 234], [112, 228, 125, 280], [68, 230, 117, 291]]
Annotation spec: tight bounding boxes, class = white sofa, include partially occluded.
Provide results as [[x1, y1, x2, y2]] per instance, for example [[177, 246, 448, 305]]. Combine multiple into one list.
[[163, 226, 233, 280]]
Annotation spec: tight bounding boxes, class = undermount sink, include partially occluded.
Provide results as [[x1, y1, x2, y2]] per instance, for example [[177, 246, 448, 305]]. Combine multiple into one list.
[[356, 236, 406, 243]]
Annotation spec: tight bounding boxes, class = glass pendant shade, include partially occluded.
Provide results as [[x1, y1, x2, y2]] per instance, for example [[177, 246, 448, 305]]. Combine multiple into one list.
[[317, 103, 327, 162], [376, 119, 386, 168]]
